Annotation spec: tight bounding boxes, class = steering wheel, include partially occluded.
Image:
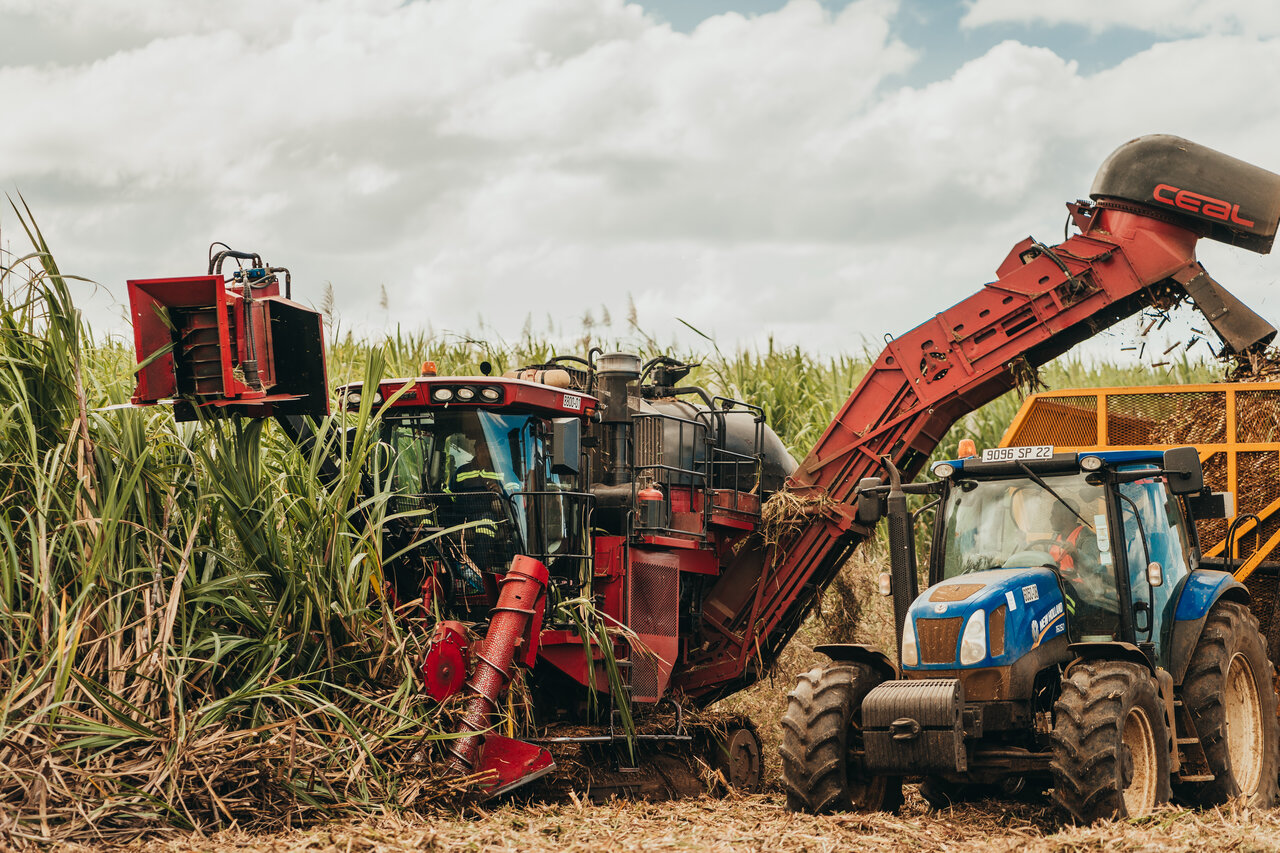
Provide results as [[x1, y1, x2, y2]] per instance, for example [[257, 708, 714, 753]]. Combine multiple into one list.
[[1023, 537, 1078, 557]]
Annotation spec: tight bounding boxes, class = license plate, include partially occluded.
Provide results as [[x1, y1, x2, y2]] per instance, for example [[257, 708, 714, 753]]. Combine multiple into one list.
[[981, 445, 1053, 462]]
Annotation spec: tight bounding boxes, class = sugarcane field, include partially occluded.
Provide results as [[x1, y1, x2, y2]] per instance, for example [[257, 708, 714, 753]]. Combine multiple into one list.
[[7, 2, 1280, 851]]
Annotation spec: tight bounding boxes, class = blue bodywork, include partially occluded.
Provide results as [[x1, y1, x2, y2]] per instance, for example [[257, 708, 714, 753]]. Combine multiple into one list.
[[1174, 569, 1243, 622], [902, 568, 1066, 671], [903, 448, 1244, 673]]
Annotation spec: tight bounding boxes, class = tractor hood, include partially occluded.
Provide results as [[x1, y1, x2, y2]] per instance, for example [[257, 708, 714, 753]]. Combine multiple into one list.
[[903, 568, 1067, 672]]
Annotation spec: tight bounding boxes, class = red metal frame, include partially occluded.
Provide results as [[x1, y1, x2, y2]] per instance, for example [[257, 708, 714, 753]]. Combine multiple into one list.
[[677, 205, 1221, 697], [338, 376, 599, 420]]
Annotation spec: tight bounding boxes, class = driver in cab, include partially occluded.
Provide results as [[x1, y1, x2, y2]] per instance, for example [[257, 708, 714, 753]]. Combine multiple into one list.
[[1010, 486, 1118, 637]]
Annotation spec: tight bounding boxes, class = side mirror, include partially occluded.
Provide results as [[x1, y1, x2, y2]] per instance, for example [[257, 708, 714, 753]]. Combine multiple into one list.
[[1147, 561, 1164, 588], [550, 418, 581, 476], [1163, 446, 1204, 495], [856, 477, 885, 526]]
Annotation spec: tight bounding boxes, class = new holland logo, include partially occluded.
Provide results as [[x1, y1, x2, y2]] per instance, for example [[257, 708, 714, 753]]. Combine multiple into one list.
[[1031, 602, 1065, 648]]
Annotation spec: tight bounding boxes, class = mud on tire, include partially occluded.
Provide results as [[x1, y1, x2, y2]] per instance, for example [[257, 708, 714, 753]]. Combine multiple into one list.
[[1174, 600, 1280, 808], [1050, 660, 1171, 822], [779, 663, 902, 813]]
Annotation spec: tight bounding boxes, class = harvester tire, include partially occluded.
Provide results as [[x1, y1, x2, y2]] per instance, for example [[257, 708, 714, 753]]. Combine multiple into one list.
[[1174, 600, 1279, 808], [780, 663, 902, 814], [1050, 660, 1170, 822]]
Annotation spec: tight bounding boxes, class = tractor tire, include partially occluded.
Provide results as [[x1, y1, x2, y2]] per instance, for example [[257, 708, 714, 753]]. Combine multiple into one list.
[[1174, 600, 1279, 808], [779, 663, 903, 814], [1050, 660, 1171, 822]]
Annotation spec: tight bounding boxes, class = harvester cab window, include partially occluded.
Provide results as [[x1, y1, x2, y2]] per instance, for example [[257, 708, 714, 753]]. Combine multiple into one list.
[[939, 473, 1121, 640], [1119, 474, 1190, 655]]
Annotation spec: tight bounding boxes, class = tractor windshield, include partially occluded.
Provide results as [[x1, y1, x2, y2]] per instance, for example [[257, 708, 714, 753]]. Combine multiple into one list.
[[938, 472, 1121, 639]]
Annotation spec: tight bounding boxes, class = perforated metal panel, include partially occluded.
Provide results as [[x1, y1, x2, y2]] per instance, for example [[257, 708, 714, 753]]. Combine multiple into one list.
[[1006, 395, 1097, 447], [628, 559, 678, 702]]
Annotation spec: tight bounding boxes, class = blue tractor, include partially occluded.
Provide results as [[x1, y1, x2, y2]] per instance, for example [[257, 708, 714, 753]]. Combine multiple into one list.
[[781, 446, 1279, 822]]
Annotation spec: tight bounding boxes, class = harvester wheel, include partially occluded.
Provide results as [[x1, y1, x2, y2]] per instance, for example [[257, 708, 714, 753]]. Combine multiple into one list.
[[1174, 600, 1279, 808], [711, 724, 763, 793], [780, 664, 902, 813], [1050, 660, 1170, 822]]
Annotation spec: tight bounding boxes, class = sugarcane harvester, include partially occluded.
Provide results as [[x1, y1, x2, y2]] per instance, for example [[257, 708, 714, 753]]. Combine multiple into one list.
[[126, 135, 1280, 805]]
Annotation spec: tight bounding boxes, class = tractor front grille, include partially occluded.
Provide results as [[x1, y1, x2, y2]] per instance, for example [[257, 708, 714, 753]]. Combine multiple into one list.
[[916, 617, 962, 665]]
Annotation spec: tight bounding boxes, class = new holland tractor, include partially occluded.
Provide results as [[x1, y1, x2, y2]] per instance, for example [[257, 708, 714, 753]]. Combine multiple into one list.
[[781, 446, 1278, 822]]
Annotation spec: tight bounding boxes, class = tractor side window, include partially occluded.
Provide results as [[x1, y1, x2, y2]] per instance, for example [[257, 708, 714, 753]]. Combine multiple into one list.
[[1119, 477, 1189, 653]]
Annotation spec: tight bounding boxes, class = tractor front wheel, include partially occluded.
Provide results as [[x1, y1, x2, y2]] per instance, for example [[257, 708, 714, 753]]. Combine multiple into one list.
[[1175, 600, 1279, 808], [780, 663, 902, 813], [1050, 660, 1171, 822]]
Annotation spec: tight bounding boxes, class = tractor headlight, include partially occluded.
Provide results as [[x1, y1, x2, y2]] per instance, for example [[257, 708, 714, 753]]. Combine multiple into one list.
[[959, 609, 987, 665], [901, 618, 919, 667], [932, 462, 955, 479]]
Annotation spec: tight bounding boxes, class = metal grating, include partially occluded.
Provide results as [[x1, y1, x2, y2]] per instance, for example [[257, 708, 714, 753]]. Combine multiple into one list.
[[629, 560, 678, 636], [627, 560, 676, 703], [1006, 395, 1097, 447], [635, 417, 664, 474], [632, 655, 659, 702], [916, 617, 962, 665], [1237, 391, 1280, 443], [1111, 391, 1226, 446]]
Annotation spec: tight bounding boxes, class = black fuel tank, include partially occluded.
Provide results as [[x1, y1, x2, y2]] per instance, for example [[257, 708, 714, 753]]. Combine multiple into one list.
[[1090, 134, 1280, 254], [642, 398, 797, 495]]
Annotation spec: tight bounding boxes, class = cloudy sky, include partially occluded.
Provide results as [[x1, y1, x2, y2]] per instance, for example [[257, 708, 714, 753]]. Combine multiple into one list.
[[2, 0, 1280, 360]]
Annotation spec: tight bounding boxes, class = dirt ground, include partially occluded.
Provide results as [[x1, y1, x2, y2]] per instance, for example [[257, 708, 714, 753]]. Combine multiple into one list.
[[113, 791, 1280, 853]]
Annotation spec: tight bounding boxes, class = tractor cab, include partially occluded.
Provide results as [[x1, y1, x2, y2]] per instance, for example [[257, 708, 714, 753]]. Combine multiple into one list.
[[909, 447, 1222, 677], [336, 373, 599, 614]]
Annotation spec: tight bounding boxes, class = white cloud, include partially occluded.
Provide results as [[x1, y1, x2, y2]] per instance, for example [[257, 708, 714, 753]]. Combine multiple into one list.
[[1, 0, 1279, 362], [962, 0, 1280, 38]]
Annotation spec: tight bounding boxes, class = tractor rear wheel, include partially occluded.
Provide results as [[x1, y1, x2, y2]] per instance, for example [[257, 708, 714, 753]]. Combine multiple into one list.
[[780, 663, 902, 813], [1050, 660, 1171, 822], [1174, 600, 1279, 808]]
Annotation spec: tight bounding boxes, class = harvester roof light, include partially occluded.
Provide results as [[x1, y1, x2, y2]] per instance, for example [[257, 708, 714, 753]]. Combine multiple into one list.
[[421, 360, 438, 376], [1080, 455, 1104, 471], [480, 387, 501, 401], [348, 392, 362, 405], [957, 438, 978, 458], [371, 391, 383, 404], [432, 388, 454, 402], [932, 462, 955, 479], [959, 610, 988, 666], [456, 387, 476, 401]]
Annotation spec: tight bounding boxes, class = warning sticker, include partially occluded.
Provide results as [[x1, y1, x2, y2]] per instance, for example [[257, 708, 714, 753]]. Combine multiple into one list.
[[1022, 584, 1039, 604]]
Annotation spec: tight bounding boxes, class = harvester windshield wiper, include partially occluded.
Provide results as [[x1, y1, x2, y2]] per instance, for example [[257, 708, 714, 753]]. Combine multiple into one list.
[[1016, 461, 1093, 531]]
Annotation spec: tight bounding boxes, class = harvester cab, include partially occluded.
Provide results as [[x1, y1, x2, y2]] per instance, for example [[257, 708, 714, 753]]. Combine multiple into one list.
[[823, 447, 1278, 822], [334, 363, 599, 617]]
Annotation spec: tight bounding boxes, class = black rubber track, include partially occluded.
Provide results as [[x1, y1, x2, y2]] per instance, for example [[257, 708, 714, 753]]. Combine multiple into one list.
[[1050, 660, 1171, 822], [1174, 600, 1280, 807], [779, 663, 902, 814]]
